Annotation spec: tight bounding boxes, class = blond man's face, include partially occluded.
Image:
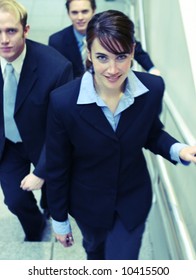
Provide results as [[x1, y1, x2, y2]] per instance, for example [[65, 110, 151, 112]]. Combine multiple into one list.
[[0, 9, 29, 62]]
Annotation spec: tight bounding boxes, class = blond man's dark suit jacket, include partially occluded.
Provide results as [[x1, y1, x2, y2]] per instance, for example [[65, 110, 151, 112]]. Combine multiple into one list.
[[0, 39, 73, 178], [0, 39, 73, 240], [46, 71, 178, 231]]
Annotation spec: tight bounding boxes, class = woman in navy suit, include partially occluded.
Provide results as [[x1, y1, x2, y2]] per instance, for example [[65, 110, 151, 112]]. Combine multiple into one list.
[[46, 10, 196, 259]]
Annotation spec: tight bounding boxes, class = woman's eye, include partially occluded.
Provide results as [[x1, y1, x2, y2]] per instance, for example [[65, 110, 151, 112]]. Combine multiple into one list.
[[96, 55, 108, 62], [116, 54, 128, 60]]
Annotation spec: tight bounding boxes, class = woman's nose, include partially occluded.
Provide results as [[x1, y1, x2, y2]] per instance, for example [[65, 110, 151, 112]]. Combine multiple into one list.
[[107, 60, 118, 74]]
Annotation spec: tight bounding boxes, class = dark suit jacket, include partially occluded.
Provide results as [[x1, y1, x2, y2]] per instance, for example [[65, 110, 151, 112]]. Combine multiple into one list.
[[135, 40, 154, 71], [0, 39, 73, 178], [49, 26, 84, 78], [48, 26, 154, 78], [46, 71, 178, 231]]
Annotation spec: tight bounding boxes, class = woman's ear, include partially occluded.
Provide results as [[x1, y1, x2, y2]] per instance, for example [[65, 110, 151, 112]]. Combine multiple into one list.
[[87, 49, 92, 61], [131, 43, 136, 59]]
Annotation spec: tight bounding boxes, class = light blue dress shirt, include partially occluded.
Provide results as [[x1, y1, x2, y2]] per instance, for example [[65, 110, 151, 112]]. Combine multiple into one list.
[[52, 70, 189, 235], [73, 28, 86, 55]]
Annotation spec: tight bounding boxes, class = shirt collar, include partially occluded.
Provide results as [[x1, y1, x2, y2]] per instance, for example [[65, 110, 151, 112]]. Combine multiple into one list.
[[77, 70, 149, 105], [0, 44, 26, 77]]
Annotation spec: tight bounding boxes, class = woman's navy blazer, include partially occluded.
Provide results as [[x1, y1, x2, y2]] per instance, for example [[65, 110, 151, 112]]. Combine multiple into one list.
[[46, 71, 178, 231]]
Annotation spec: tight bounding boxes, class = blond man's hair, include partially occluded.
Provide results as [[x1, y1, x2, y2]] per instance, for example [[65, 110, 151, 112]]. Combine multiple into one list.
[[0, 0, 28, 29]]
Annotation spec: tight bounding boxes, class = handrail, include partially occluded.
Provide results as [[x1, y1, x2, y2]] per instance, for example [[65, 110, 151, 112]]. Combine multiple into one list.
[[163, 92, 195, 145], [138, 0, 147, 50], [156, 156, 196, 259], [134, 0, 196, 259], [178, 0, 196, 90]]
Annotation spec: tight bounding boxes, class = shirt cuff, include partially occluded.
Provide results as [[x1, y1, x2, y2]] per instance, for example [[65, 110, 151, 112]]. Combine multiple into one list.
[[148, 66, 155, 73], [170, 143, 190, 165], [52, 218, 72, 235]]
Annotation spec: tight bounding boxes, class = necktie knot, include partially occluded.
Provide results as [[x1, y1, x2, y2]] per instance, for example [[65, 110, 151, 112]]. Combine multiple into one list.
[[5, 63, 14, 75]]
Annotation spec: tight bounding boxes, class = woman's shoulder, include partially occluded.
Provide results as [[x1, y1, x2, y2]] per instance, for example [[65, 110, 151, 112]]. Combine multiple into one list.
[[133, 71, 165, 102], [133, 71, 165, 91]]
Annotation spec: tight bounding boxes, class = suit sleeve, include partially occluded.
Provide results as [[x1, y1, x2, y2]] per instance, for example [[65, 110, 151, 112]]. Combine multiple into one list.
[[45, 92, 72, 222], [144, 116, 179, 163], [54, 58, 73, 87], [141, 73, 179, 162], [134, 40, 154, 72], [33, 59, 73, 178], [48, 35, 60, 51]]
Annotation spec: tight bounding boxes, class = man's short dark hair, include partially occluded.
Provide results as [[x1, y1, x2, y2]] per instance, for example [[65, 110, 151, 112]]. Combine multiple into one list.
[[65, 0, 96, 12]]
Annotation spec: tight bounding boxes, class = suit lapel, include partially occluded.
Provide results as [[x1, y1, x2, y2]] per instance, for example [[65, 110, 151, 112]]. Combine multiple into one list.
[[66, 27, 83, 65], [116, 95, 144, 137], [15, 43, 38, 113], [0, 71, 3, 108], [78, 96, 144, 141], [0, 72, 4, 126], [0, 71, 5, 155], [78, 103, 118, 141]]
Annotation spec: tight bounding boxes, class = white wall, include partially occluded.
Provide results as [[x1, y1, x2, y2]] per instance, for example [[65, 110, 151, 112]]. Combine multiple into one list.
[[141, 0, 196, 257]]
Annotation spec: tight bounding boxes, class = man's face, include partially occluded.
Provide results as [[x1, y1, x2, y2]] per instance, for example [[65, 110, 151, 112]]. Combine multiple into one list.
[[68, 0, 95, 35], [0, 9, 29, 62]]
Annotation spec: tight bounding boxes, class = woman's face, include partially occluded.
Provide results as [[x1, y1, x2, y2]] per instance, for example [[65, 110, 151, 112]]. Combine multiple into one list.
[[88, 38, 133, 91]]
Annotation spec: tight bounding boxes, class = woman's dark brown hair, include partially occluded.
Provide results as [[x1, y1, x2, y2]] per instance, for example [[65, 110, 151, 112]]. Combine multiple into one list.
[[86, 10, 135, 70]]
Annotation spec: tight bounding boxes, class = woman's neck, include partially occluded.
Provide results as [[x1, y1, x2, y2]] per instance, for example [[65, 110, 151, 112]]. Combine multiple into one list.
[[94, 78, 123, 97], [94, 80, 124, 114]]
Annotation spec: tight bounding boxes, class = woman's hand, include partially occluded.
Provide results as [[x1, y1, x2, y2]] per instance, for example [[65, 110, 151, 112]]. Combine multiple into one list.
[[55, 232, 74, 248], [179, 146, 196, 163]]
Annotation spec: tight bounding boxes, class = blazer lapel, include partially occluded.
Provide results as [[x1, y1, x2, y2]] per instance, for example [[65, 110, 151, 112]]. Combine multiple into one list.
[[78, 103, 118, 141], [116, 96, 143, 137]]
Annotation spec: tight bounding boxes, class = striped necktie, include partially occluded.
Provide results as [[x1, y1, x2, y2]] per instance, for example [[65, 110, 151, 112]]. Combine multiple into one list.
[[3, 63, 21, 143], [81, 37, 87, 69]]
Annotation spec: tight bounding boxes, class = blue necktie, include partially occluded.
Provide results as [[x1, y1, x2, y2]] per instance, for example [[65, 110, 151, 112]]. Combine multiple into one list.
[[3, 63, 21, 143], [81, 37, 87, 68]]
